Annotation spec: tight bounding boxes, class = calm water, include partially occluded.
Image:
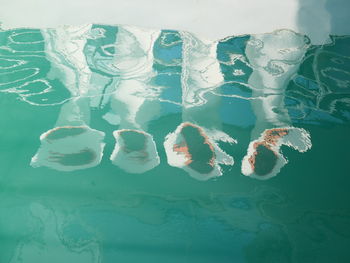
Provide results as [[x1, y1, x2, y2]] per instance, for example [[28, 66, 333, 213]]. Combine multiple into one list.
[[0, 24, 349, 263]]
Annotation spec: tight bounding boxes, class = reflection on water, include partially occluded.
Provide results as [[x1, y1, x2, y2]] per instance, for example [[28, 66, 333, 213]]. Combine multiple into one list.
[[0, 24, 349, 262]]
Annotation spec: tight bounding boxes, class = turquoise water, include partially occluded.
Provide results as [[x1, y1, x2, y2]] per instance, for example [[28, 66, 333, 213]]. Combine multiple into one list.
[[0, 24, 349, 262]]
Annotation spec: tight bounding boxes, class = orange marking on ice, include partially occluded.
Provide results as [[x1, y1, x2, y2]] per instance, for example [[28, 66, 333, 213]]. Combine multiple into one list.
[[173, 143, 193, 165]]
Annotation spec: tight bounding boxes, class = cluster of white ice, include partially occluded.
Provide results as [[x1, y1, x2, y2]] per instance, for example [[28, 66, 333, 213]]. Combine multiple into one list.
[[2, 25, 311, 180]]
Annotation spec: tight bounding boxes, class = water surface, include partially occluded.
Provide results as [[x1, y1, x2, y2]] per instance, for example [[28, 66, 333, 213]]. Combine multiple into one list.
[[0, 24, 349, 262]]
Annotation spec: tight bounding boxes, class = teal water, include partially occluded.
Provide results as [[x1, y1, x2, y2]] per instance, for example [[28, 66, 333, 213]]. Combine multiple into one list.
[[0, 25, 349, 262]]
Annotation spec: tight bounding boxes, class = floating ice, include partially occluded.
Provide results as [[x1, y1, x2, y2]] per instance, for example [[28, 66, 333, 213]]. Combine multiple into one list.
[[0, 24, 325, 179], [164, 122, 236, 181], [242, 127, 311, 180], [31, 126, 105, 171], [110, 129, 160, 174]]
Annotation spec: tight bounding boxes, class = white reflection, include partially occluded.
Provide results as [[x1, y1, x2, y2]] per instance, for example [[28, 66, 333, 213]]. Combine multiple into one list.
[[242, 30, 312, 180]]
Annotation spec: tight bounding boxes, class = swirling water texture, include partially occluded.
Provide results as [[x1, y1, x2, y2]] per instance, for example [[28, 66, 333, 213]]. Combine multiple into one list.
[[0, 24, 349, 263]]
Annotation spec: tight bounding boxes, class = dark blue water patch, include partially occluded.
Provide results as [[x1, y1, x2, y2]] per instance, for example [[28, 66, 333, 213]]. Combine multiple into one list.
[[285, 96, 301, 107], [152, 31, 183, 105], [315, 53, 350, 93], [217, 35, 252, 84], [151, 73, 182, 104], [159, 30, 182, 46], [286, 90, 350, 125], [153, 30, 182, 65], [286, 108, 307, 120], [217, 35, 250, 61], [342, 110, 350, 119], [285, 36, 350, 125], [291, 108, 344, 125], [219, 96, 256, 127], [159, 101, 182, 115], [216, 82, 252, 98], [322, 35, 350, 57], [294, 75, 320, 91], [84, 24, 118, 77], [152, 63, 181, 74], [152, 31, 182, 75], [154, 45, 182, 63]]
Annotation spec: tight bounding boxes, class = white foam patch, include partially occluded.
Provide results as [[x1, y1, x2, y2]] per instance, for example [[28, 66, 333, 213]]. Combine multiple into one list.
[[205, 129, 237, 144], [110, 129, 160, 174], [241, 127, 312, 180], [164, 122, 236, 181], [31, 125, 105, 171], [102, 112, 121, 125], [280, 127, 312, 152]]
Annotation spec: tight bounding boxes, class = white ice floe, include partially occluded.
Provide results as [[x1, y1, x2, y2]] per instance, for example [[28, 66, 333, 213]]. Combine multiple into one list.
[[31, 126, 105, 171], [241, 127, 311, 180], [164, 122, 236, 181], [110, 129, 160, 174]]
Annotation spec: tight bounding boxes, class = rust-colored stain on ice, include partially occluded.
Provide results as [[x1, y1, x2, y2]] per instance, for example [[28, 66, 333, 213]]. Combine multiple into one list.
[[45, 126, 88, 141], [173, 123, 216, 174], [248, 128, 289, 176], [264, 128, 289, 146]]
